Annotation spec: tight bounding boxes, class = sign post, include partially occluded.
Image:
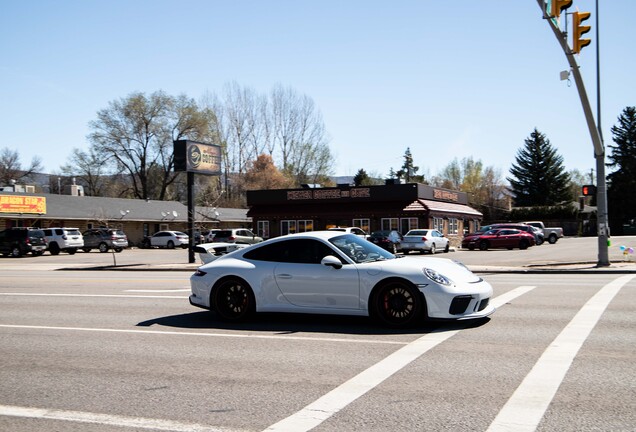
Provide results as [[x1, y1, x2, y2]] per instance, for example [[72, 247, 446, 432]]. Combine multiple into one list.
[[173, 140, 222, 263]]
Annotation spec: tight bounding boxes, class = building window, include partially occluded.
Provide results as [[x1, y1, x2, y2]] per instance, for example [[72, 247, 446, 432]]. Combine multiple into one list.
[[400, 218, 418, 233], [381, 218, 399, 231], [449, 218, 458, 235], [281, 220, 297, 235], [257, 220, 270, 239], [433, 217, 444, 232], [352, 218, 370, 232], [298, 220, 313, 232]]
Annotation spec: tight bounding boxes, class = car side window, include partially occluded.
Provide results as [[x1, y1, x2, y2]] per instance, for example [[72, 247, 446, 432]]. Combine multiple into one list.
[[244, 239, 341, 264]]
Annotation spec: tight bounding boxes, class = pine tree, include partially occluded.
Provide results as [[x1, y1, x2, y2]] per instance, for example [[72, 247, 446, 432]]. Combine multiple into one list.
[[607, 106, 636, 234], [353, 169, 370, 186], [507, 128, 570, 206]]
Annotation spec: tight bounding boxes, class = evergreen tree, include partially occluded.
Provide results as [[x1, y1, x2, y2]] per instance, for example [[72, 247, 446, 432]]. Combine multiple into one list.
[[507, 128, 570, 206], [396, 148, 424, 183], [353, 168, 370, 186], [607, 106, 636, 234]]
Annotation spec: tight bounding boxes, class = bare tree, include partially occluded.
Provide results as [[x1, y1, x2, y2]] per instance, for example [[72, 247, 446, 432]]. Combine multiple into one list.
[[268, 84, 333, 184], [0, 147, 43, 185], [60, 147, 110, 196], [88, 91, 219, 200]]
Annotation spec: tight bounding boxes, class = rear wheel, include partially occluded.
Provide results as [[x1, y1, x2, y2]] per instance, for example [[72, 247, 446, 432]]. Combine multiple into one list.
[[114, 247, 123, 253], [68, 248, 77, 255], [372, 281, 422, 327], [519, 240, 529, 250], [213, 278, 255, 321], [98, 242, 109, 253], [82, 247, 91, 253], [167, 240, 175, 249], [548, 234, 558, 244], [429, 244, 436, 254]]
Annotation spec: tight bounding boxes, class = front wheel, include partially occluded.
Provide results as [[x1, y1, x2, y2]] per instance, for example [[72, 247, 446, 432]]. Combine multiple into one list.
[[479, 240, 489, 251], [212, 278, 255, 321], [10, 246, 22, 258], [372, 281, 423, 327], [49, 243, 60, 255], [444, 243, 450, 253]]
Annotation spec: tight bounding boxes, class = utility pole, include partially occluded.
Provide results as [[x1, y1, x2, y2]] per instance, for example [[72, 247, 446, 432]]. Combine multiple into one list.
[[537, 0, 610, 266]]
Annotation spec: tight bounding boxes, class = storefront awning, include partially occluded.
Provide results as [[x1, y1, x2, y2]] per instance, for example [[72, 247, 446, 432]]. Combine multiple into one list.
[[404, 199, 483, 217]]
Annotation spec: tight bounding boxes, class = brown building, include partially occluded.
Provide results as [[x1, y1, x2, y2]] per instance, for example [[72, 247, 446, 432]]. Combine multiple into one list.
[[247, 182, 483, 245]]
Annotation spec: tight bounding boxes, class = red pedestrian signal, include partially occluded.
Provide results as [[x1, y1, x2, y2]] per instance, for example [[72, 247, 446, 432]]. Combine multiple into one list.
[[582, 185, 596, 196]]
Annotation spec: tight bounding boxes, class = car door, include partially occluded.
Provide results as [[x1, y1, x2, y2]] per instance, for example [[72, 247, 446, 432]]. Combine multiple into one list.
[[272, 238, 361, 309]]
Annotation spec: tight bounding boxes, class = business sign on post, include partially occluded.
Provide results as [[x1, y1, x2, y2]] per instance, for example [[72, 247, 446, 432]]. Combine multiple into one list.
[[0, 195, 47, 214], [173, 140, 222, 175]]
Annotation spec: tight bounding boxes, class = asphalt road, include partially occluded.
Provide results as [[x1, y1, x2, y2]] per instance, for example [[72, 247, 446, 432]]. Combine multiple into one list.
[[1, 246, 635, 431]]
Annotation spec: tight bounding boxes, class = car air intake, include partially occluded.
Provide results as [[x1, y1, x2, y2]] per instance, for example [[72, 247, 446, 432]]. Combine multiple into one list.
[[477, 298, 490, 311], [449, 295, 473, 315]]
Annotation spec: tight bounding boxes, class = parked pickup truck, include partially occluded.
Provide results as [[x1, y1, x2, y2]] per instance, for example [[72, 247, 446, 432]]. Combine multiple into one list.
[[522, 221, 564, 244]]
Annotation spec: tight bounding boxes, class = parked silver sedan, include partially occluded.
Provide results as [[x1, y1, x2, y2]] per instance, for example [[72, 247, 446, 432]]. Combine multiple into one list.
[[400, 229, 450, 254]]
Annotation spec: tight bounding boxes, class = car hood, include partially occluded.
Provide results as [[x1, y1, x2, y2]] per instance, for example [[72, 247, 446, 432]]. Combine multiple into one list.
[[362, 257, 481, 284]]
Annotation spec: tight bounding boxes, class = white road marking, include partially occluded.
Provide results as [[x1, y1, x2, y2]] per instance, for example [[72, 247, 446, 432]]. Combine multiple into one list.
[[487, 275, 635, 432], [0, 405, 243, 432], [0, 293, 186, 299], [125, 288, 191, 292], [263, 286, 536, 432], [0, 324, 406, 345]]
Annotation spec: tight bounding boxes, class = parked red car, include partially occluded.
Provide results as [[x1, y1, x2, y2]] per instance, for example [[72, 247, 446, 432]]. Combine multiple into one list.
[[461, 228, 535, 251]]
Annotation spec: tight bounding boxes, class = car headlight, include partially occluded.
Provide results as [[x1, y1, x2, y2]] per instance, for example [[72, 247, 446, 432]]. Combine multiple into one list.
[[422, 268, 452, 286]]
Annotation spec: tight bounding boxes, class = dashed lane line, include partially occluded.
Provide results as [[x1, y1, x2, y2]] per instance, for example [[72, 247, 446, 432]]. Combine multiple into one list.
[[487, 275, 636, 432]]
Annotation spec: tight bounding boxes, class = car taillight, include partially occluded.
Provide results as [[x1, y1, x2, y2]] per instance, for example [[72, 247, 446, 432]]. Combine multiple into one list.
[[62, 235, 68, 240], [421, 237, 428, 241], [229, 236, 236, 241]]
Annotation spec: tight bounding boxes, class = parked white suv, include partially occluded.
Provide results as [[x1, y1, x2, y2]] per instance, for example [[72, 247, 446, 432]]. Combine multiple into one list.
[[42, 227, 84, 255]]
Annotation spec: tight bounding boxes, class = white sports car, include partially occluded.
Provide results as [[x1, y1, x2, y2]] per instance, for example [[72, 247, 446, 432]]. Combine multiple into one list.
[[189, 231, 495, 327]]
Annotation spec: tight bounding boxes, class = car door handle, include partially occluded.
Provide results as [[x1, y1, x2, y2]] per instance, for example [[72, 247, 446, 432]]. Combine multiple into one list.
[[276, 274, 293, 279]]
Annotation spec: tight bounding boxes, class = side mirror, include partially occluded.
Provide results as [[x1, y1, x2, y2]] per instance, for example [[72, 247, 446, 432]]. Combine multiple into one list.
[[321, 255, 343, 269]]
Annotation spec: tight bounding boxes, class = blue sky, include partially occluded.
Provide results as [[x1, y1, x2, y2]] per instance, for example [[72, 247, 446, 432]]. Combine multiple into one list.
[[1, 1, 634, 181]]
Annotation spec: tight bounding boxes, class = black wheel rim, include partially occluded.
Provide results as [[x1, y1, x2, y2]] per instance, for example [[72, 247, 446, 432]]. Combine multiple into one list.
[[380, 285, 415, 324], [216, 281, 250, 319]]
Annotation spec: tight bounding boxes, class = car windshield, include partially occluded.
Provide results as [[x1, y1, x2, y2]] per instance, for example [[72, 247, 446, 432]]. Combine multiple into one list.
[[329, 234, 395, 263]]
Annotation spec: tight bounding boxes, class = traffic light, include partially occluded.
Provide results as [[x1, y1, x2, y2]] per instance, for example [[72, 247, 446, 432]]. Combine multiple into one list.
[[572, 11, 592, 54], [582, 184, 596, 196], [550, 0, 573, 19]]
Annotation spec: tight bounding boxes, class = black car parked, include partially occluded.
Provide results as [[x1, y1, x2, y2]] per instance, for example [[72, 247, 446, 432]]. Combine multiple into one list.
[[0, 227, 47, 257]]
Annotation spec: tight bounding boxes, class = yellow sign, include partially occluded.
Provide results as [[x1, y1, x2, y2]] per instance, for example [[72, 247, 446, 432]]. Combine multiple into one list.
[[0, 195, 47, 214]]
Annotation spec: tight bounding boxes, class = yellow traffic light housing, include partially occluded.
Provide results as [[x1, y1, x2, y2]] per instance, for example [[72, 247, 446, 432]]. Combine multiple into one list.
[[550, 0, 573, 19], [572, 11, 592, 54]]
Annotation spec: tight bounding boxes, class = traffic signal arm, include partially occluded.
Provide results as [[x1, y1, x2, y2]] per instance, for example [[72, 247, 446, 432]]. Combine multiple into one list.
[[573, 11, 592, 54]]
